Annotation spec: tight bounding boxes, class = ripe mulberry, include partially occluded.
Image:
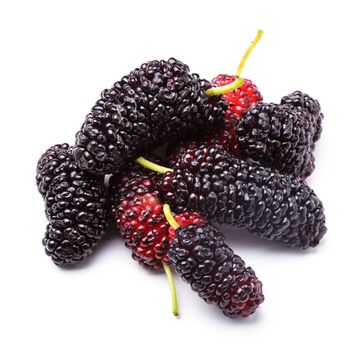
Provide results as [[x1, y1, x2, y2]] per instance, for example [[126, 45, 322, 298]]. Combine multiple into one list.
[[110, 165, 204, 269], [73, 58, 226, 175], [281, 90, 323, 142], [236, 91, 323, 178], [36, 144, 108, 266], [161, 144, 327, 248], [168, 223, 264, 317]]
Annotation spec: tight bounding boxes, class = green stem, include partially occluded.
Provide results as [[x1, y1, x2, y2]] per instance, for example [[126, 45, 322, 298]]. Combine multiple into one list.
[[163, 204, 180, 230], [163, 263, 179, 317], [205, 77, 244, 97], [205, 29, 264, 97], [136, 157, 173, 174], [236, 29, 264, 76]]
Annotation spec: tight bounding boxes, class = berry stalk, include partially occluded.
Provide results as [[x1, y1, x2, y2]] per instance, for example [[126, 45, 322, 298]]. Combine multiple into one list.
[[236, 29, 264, 76], [205, 77, 245, 97], [163, 203, 180, 230], [204, 29, 263, 97], [136, 157, 173, 174], [163, 263, 179, 317], [163, 204, 180, 316]]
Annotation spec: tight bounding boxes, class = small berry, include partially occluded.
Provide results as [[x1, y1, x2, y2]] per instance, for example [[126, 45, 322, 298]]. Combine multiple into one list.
[[169, 223, 264, 317], [236, 92, 323, 178], [211, 74, 263, 117], [36, 144, 108, 266], [117, 193, 170, 269]]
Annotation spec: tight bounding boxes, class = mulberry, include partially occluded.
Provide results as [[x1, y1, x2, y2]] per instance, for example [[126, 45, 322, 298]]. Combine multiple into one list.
[[73, 58, 227, 175], [36, 144, 108, 266], [281, 90, 323, 142], [168, 222, 264, 317], [110, 165, 204, 269], [161, 144, 327, 248], [236, 92, 323, 178]]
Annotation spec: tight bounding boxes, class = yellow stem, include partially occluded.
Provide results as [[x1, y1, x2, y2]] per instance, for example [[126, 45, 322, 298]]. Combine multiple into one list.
[[136, 157, 173, 174], [163, 263, 179, 317], [205, 77, 245, 97], [163, 204, 180, 230], [236, 29, 264, 76]]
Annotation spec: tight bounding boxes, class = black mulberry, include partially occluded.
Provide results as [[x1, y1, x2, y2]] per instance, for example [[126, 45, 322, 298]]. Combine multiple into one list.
[[281, 90, 323, 142], [161, 144, 327, 248], [36, 144, 108, 266], [73, 58, 226, 175], [168, 223, 264, 317], [236, 91, 323, 178]]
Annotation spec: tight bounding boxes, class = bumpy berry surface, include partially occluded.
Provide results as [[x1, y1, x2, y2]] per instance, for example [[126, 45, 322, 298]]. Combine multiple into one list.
[[36, 144, 108, 266], [166, 76, 262, 162], [109, 163, 161, 208], [110, 165, 204, 269], [281, 90, 323, 142], [169, 223, 264, 317], [211, 74, 262, 117], [116, 193, 170, 268], [73, 58, 227, 175], [236, 91, 323, 178], [161, 144, 327, 248], [168, 212, 205, 242], [211, 74, 263, 155]]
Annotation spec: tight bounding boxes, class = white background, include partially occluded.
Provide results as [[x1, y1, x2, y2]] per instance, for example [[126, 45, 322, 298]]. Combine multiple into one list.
[[0, 1, 349, 349]]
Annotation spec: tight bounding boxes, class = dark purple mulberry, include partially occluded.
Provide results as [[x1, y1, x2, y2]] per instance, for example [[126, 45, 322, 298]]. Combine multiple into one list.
[[73, 58, 226, 175], [36, 144, 108, 266], [161, 144, 327, 248], [169, 223, 264, 317], [281, 90, 323, 142], [236, 91, 323, 178]]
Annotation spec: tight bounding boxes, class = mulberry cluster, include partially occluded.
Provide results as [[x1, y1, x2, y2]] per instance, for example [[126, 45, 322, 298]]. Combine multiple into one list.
[[35, 31, 327, 319], [73, 58, 226, 175], [36, 144, 108, 266], [236, 91, 323, 178], [161, 143, 327, 248], [169, 223, 264, 317]]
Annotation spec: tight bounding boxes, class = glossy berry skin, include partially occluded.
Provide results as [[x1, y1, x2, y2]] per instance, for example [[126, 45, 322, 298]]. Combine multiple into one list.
[[110, 165, 204, 269], [237, 91, 323, 178], [109, 163, 161, 208], [166, 76, 262, 161], [168, 212, 205, 242], [116, 193, 170, 268], [169, 223, 264, 318], [281, 90, 323, 143], [161, 144, 327, 248], [36, 144, 108, 266], [211, 74, 263, 155], [73, 58, 227, 175], [211, 74, 262, 117]]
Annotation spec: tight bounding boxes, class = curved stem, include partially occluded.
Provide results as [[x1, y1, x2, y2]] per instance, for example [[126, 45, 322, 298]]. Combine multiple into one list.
[[205, 77, 245, 97], [163, 204, 180, 230], [163, 263, 179, 317], [236, 29, 264, 76], [136, 157, 173, 174]]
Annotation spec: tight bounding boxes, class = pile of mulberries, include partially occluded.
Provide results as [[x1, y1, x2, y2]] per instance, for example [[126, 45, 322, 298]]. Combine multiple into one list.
[[36, 31, 327, 320]]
